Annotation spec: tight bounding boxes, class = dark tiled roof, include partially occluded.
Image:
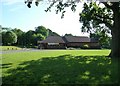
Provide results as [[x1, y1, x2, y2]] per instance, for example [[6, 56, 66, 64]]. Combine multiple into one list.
[[40, 36, 65, 43], [40, 36, 98, 43], [90, 37, 99, 42], [63, 36, 90, 42]]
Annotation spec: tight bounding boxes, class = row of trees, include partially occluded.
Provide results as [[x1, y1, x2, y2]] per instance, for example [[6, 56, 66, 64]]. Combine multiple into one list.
[[1, 26, 59, 47]]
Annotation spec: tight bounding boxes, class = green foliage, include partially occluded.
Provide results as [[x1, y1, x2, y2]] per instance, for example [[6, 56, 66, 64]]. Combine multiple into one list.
[[0, 35, 1, 45], [32, 33, 45, 45], [79, 2, 113, 32], [0, 25, 2, 33], [48, 29, 60, 36], [1, 32, 6, 45], [24, 1, 120, 57], [24, 25, 59, 46], [35, 26, 48, 38], [2, 31, 17, 45], [12, 28, 23, 37], [33, 33, 45, 41], [1, 25, 59, 47], [12, 28, 25, 45], [83, 44, 89, 49], [64, 33, 73, 36], [19, 32, 26, 46], [25, 0, 78, 18], [1, 27, 12, 32], [90, 27, 111, 49], [25, 30, 35, 46]]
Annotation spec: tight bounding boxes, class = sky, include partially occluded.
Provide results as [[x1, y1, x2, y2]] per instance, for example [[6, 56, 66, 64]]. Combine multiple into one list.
[[1, 0, 89, 36]]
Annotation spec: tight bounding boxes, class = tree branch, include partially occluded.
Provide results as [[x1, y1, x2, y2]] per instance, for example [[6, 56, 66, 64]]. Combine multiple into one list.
[[92, 16, 113, 30], [94, 14, 113, 20], [102, 2, 112, 9]]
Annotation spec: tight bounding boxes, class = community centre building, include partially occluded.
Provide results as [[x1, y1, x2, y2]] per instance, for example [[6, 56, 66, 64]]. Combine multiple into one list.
[[38, 36, 100, 49]]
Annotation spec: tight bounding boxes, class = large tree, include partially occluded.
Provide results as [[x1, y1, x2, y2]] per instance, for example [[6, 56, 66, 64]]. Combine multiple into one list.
[[25, 0, 120, 58], [90, 26, 111, 49], [79, 2, 120, 58], [90, 31, 111, 49], [25, 30, 35, 46], [35, 26, 48, 38], [2, 31, 17, 45], [12, 28, 24, 45], [32, 33, 45, 45]]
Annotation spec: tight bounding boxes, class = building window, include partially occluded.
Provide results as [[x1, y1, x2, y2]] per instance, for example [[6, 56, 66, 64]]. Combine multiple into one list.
[[48, 43, 59, 45]]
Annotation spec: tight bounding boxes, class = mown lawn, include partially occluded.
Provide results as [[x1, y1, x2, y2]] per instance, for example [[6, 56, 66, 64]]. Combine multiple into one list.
[[1, 50, 119, 85], [0, 46, 22, 51]]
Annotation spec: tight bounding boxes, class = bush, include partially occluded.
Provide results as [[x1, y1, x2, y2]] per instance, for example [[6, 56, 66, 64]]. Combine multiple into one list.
[[81, 44, 89, 49], [84, 44, 89, 48]]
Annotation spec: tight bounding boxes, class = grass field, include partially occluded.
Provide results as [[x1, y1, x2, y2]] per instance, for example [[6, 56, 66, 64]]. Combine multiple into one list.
[[0, 46, 22, 51], [1, 50, 119, 85]]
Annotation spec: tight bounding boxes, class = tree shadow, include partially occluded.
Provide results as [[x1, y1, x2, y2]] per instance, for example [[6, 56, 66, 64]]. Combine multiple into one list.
[[1, 63, 12, 69], [2, 55, 119, 86]]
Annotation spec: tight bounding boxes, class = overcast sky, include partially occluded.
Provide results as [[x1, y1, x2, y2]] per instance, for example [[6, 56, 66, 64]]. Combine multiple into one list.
[[1, 0, 89, 36]]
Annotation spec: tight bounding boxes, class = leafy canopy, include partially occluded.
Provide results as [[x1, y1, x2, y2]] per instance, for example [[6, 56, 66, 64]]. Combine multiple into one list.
[[2, 31, 17, 45]]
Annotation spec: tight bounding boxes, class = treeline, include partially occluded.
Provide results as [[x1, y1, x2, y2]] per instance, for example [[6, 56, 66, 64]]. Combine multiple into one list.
[[0, 25, 111, 49], [0, 25, 59, 47]]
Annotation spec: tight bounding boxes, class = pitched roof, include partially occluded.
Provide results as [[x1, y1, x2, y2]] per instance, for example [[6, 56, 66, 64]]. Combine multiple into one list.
[[90, 37, 99, 42], [40, 36, 65, 43], [63, 36, 90, 42], [40, 36, 98, 43]]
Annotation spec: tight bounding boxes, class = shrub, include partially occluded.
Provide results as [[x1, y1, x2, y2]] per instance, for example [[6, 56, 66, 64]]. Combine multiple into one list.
[[83, 44, 89, 49]]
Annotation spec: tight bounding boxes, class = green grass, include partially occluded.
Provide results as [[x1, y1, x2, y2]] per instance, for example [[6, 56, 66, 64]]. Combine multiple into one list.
[[1, 50, 119, 85], [0, 46, 22, 51]]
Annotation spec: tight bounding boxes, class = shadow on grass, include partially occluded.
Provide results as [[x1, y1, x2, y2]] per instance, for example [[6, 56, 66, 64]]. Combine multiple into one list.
[[2, 55, 119, 86], [1, 63, 12, 69]]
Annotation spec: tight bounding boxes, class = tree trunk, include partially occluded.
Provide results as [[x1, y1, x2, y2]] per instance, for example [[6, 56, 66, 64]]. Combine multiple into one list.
[[110, 3, 120, 58], [111, 28, 120, 58]]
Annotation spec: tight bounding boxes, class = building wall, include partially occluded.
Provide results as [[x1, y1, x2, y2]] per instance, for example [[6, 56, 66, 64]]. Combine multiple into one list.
[[39, 43, 66, 49], [66, 42, 100, 49], [39, 42, 100, 49], [88, 42, 101, 49], [66, 42, 89, 48]]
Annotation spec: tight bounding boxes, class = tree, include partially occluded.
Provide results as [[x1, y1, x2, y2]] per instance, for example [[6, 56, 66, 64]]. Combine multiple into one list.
[[25, 30, 35, 46], [0, 25, 2, 45], [2, 27, 12, 32], [1, 32, 6, 45], [0, 25, 2, 33], [25, 26, 48, 46], [19, 32, 26, 46], [35, 26, 48, 38], [64, 33, 73, 36], [3, 31, 17, 45], [12, 28, 24, 45], [32, 33, 45, 45], [25, 0, 120, 58], [48, 29, 60, 36], [90, 27, 111, 49], [79, 2, 120, 58]]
